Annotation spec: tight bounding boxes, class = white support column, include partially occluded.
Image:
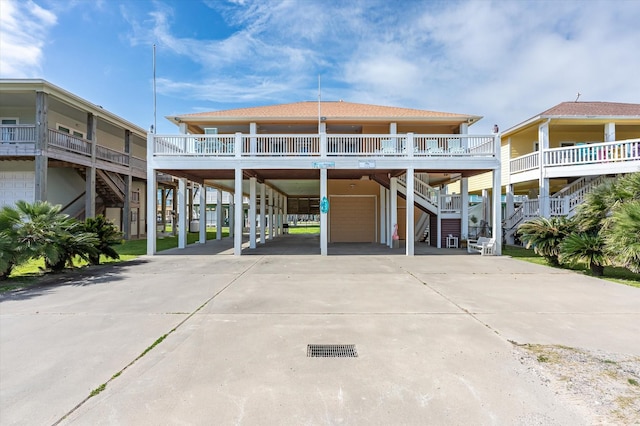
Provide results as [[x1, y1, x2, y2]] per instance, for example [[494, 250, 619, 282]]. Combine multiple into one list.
[[268, 187, 274, 239], [216, 189, 223, 240], [178, 178, 188, 249], [146, 134, 156, 255], [379, 186, 387, 245], [234, 168, 243, 256], [436, 189, 442, 249], [459, 122, 469, 134], [405, 169, 415, 256], [229, 194, 234, 239], [284, 196, 288, 228], [482, 188, 489, 225], [461, 178, 469, 241], [389, 122, 397, 134], [492, 167, 503, 255], [260, 183, 266, 244], [386, 188, 391, 245], [250, 122, 257, 155], [276, 192, 282, 236], [249, 177, 257, 249], [505, 183, 515, 245], [199, 184, 206, 244], [320, 168, 328, 256], [389, 177, 398, 248], [604, 122, 615, 142], [538, 120, 550, 218]]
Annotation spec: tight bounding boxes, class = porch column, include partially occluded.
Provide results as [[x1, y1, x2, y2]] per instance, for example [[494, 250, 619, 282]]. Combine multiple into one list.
[[85, 113, 97, 219], [389, 177, 398, 248], [123, 129, 132, 240], [34, 91, 48, 202], [275, 192, 281, 237], [461, 178, 469, 241], [249, 177, 257, 249], [459, 122, 469, 134], [260, 183, 266, 244], [234, 168, 243, 255], [146, 132, 156, 255], [177, 178, 188, 249], [284, 196, 288, 228], [161, 188, 168, 232], [199, 184, 206, 244], [482, 189, 490, 225], [268, 187, 274, 240], [492, 167, 503, 255], [216, 189, 223, 240], [379, 186, 387, 245], [405, 169, 415, 256], [229, 193, 234, 239], [505, 184, 515, 245], [538, 120, 550, 218], [320, 168, 328, 256], [171, 187, 177, 236], [604, 122, 615, 142], [389, 122, 397, 134], [436, 189, 442, 249]]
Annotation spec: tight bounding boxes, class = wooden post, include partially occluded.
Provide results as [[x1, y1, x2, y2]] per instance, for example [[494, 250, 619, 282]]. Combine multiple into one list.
[[123, 129, 131, 239], [85, 113, 97, 219], [34, 91, 48, 202]]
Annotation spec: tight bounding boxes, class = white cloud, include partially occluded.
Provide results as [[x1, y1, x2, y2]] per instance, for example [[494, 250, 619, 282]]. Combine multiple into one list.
[[124, 0, 640, 132], [0, 0, 57, 77]]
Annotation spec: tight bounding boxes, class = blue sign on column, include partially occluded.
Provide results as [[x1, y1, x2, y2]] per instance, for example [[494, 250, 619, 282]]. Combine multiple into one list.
[[320, 196, 329, 214]]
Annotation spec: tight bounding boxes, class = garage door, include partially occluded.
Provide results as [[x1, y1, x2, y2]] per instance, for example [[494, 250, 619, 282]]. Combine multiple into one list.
[[0, 171, 35, 207], [329, 196, 376, 243]]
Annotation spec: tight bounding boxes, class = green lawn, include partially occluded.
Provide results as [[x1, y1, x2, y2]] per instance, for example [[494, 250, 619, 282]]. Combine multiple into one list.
[[503, 245, 640, 288], [287, 224, 320, 235], [1, 229, 227, 292]]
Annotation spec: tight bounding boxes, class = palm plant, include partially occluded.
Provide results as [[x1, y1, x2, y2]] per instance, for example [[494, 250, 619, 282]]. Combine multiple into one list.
[[560, 233, 608, 276], [604, 200, 640, 273], [517, 216, 575, 266], [83, 216, 122, 265]]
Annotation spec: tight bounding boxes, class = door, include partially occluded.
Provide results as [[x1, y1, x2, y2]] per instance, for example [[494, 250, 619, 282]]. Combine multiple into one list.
[[329, 195, 376, 243]]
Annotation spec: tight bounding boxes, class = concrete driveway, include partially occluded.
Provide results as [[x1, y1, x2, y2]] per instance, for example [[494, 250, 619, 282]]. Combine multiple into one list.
[[1, 236, 639, 425]]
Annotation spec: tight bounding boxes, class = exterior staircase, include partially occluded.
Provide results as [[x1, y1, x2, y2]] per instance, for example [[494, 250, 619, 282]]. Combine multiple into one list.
[[77, 168, 126, 208], [503, 175, 609, 242]]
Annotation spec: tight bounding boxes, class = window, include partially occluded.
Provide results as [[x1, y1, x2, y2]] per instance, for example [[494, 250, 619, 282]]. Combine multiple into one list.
[[1, 118, 18, 141], [560, 142, 575, 147], [204, 128, 218, 135], [57, 123, 85, 139], [533, 141, 539, 151]]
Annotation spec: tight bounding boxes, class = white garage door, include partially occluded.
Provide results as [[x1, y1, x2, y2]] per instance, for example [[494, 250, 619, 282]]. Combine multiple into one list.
[[329, 196, 376, 243], [0, 171, 35, 207]]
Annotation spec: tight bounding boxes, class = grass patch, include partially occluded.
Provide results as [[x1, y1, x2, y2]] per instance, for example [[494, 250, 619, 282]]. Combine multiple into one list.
[[89, 383, 106, 398], [503, 245, 640, 288], [288, 224, 320, 235], [1, 230, 226, 293], [629, 378, 639, 386]]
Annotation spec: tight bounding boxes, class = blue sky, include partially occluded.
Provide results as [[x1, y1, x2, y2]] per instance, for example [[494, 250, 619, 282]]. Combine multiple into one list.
[[1, 0, 639, 134]]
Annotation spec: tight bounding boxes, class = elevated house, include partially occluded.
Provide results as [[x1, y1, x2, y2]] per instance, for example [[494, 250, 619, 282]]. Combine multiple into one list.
[[147, 101, 502, 255], [454, 101, 640, 243], [0, 79, 149, 238]]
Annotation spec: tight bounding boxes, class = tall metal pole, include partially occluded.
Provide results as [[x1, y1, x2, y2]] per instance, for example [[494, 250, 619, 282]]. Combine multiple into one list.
[[153, 44, 157, 133]]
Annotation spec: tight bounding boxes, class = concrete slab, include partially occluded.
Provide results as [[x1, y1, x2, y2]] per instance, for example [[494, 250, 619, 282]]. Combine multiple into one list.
[[1, 239, 637, 424], [62, 314, 585, 425]]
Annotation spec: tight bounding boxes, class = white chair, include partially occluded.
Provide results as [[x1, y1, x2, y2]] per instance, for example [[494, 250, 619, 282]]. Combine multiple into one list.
[[448, 139, 465, 154], [426, 139, 443, 154]]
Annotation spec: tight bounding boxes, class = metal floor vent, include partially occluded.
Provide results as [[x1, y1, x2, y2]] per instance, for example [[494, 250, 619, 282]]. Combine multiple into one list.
[[307, 344, 358, 358]]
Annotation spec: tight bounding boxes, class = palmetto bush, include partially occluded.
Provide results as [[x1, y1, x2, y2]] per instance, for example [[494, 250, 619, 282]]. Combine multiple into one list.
[[517, 216, 575, 266], [83, 215, 122, 265], [560, 232, 608, 276], [0, 201, 99, 277]]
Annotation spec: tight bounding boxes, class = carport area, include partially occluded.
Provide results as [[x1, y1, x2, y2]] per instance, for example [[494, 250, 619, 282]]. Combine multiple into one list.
[[1, 248, 638, 424]]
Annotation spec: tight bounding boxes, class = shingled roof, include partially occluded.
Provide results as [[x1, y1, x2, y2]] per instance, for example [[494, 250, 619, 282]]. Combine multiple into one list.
[[539, 101, 640, 117], [171, 101, 479, 122]]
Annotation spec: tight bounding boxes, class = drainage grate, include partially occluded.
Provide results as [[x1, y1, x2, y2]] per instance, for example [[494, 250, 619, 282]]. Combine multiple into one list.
[[307, 344, 358, 358]]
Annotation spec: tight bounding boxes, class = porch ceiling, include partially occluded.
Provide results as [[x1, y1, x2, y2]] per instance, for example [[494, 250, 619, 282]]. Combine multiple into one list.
[[158, 168, 490, 197]]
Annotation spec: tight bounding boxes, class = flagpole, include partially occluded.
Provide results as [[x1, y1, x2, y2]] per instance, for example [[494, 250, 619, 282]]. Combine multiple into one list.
[[153, 44, 157, 133], [317, 74, 321, 133]]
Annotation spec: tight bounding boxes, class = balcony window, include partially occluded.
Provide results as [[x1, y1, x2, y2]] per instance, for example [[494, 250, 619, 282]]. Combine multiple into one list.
[[1, 118, 18, 142]]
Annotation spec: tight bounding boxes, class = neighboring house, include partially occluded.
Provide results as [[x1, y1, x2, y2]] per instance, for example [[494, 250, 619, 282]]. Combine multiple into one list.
[[147, 101, 502, 256], [0, 79, 148, 239], [456, 101, 640, 243]]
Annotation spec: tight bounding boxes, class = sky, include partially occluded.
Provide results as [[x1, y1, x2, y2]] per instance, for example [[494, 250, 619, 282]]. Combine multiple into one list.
[[1, 0, 639, 135]]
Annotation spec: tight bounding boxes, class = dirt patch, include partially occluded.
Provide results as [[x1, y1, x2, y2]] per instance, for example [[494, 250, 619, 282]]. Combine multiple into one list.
[[513, 343, 640, 425]]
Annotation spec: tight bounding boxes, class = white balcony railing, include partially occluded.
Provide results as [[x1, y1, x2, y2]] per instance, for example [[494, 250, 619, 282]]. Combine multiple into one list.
[[510, 139, 640, 173], [1, 124, 36, 142], [510, 152, 539, 173], [152, 133, 498, 158]]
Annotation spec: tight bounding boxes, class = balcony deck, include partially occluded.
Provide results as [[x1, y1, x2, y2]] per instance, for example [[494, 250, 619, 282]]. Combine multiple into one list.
[[510, 139, 640, 182], [150, 133, 499, 172], [0, 125, 146, 179]]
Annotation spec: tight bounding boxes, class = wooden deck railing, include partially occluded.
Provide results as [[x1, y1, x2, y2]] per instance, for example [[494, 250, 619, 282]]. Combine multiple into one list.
[[0, 125, 147, 173]]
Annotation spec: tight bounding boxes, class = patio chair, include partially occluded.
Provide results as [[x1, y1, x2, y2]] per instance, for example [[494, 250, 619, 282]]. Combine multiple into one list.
[[426, 139, 444, 154], [448, 139, 465, 154], [379, 139, 397, 154]]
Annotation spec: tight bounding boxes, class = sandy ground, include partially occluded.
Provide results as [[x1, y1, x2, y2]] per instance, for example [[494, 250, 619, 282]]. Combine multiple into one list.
[[514, 343, 640, 425]]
